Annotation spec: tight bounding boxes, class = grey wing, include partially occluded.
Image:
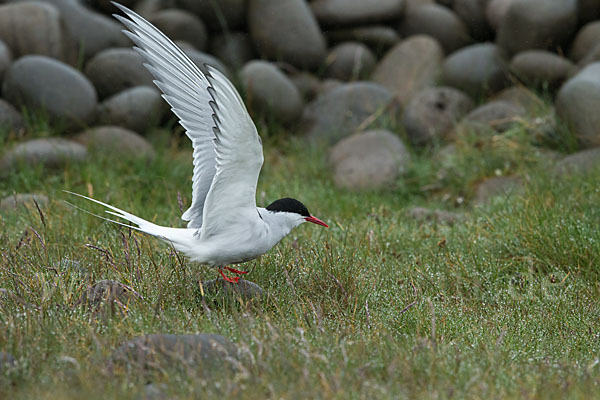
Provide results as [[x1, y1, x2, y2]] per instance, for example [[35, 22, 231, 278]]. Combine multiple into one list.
[[200, 66, 264, 239], [113, 3, 216, 229]]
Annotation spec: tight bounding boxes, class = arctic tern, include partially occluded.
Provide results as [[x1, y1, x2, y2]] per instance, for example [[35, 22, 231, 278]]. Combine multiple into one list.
[[68, 2, 329, 283]]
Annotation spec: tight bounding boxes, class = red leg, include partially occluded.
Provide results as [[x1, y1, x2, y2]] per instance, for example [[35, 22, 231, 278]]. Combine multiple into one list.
[[225, 266, 249, 274], [219, 268, 240, 283]]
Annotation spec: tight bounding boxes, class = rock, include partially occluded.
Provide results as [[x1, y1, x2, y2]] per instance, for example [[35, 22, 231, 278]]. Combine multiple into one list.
[[85, 48, 154, 99], [248, 0, 327, 70], [485, 0, 513, 31], [0, 99, 24, 134], [329, 130, 410, 190], [402, 87, 475, 146], [289, 72, 321, 101], [201, 278, 263, 301], [209, 32, 256, 70], [453, 0, 493, 41], [176, 0, 245, 31], [133, 0, 173, 17], [474, 176, 524, 204], [0, 138, 87, 172], [317, 79, 343, 95], [442, 43, 510, 98], [555, 148, 600, 175], [74, 126, 156, 160], [324, 42, 376, 81], [579, 44, 600, 68], [41, 0, 130, 60], [111, 334, 238, 375], [239, 60, 304, 124], [577, 0, 600, 25], [496, 0, 578, 56], [76, 280, 142, 314], [96, 87, 166, 133], [510, 50, 574, 89], [372, 36, 444, 106], [0, 40, 11, 81], [0, 2, 72, 62], [399, 4, 473, 54], [326, 26, 400, 54], [459, 100, 526, 133], [570, 21, 600, 63], [302, 82, 395, 144], [0, 352, 16, 372], [0, 193, 49, 212], [148, 8, 207, 51], [556, 63, 600, 148], [310, 0, 405, 27], [492, 86, 544, 113], [182, 47, 232, 79], [406, 206, 462, 224], [3, 55, 97, 126]]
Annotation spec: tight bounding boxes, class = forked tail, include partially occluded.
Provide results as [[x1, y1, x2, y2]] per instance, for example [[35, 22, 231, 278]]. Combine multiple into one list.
[[64, 191, 194, 249]]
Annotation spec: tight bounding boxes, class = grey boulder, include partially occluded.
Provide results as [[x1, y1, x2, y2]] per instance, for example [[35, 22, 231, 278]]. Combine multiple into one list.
[[239, 60, 304, 124], [0, 2, 72, 62], [201, 278, 263, 301], [3, 55, 97, 126], [85, 48, 154, 99], [458, 100, 525, 134], [555, 148, 600, 175], [310, 0, 405, 27], [326, 25, 400, 55], [510, 50, 574, 89], [555, 63, 600, 148], [329, 129, 410, 190], [496, 0, 578, 55], [403, 87, 475, 146], [74, 126, 156, 160], [302, 82, 395, 144], [324, 42, 376, 81], [442, 43, 510, 98], [372, 35, 444, 107], [474, 176, 524, 205], [148, 8, 207, 51], [453, 0, 493, 41], [181, 46, 232, 79], [41, 0, 130, 59], [248, 0, 327, 70], [399, 4, 473, 54], [96, 86, 166, 133], [0, 138, 87, 172], [570, 21, 600, 63]]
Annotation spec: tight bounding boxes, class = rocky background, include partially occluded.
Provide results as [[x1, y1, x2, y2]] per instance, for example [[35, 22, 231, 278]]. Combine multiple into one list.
[[1, 0, 600, 207]]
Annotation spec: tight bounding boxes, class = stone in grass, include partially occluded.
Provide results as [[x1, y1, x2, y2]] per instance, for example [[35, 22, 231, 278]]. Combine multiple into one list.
[[474, 176, 524, 205], [405, 207, 463, 225], [329, 130, 410, 190], [0, 99, 25, 135], [0, 138, 87, 173], [0, 193, 49, 213], [509, 50, 575, 90], [75, 280, 143, 315], [200, 278, 264, 302], [457, 100, 526, 135], [74, 126, 156, 160], [324, 42, 376, 81], [148, 9, 207, 51], [554, 148, 600, 176], [111, 334, 238, 377]]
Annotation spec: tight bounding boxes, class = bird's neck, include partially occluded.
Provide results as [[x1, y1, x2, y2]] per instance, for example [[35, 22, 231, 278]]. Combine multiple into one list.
[[257, 207, 299, 246]]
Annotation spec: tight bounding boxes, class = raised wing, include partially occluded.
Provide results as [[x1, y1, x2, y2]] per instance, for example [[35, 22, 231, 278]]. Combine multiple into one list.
[[200, 65, 264, 239], [113, 3, 216, 229]]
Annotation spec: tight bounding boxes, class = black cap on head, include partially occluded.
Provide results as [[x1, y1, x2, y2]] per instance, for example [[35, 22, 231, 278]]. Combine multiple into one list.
[[266, 198, 310, 217]]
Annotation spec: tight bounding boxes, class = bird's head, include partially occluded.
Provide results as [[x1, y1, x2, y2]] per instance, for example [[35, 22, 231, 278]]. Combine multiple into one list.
[[266, 198, 329, 229]]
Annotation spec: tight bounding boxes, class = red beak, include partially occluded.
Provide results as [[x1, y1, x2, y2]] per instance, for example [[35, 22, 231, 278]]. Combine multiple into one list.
[[304, 215, 329, 228]]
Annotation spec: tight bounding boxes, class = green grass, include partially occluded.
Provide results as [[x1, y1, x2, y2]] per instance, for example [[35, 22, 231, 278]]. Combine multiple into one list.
[[1, 121, 600, 399]]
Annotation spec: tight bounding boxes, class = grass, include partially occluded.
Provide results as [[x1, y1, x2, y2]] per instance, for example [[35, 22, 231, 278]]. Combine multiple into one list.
[[1, 118, 600, 399]]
